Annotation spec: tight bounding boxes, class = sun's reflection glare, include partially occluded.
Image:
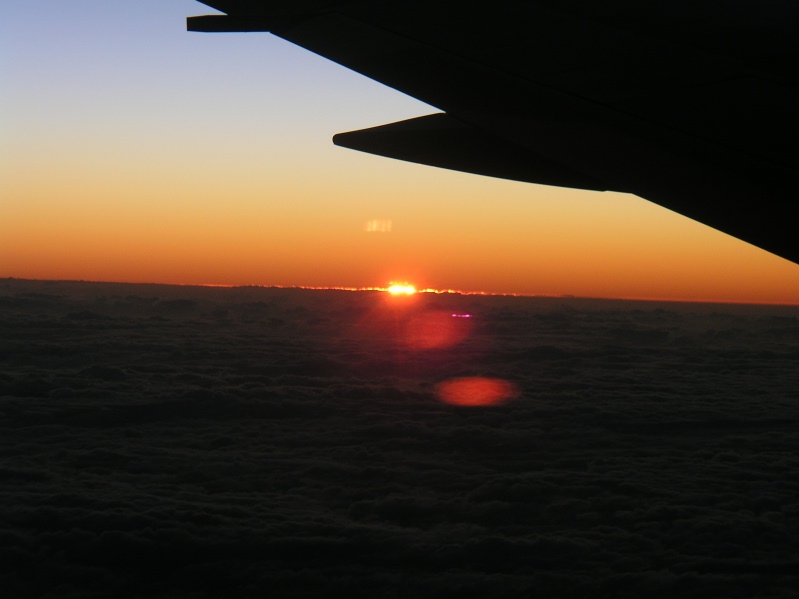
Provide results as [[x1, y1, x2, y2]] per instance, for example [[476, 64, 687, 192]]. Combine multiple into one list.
[[366, 283, 520, 406]]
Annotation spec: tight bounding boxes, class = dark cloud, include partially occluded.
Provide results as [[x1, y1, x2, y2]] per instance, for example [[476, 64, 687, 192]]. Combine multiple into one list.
[[2, 279, 799, 597]]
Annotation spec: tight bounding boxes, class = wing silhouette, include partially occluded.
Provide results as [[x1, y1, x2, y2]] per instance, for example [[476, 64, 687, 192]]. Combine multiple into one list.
[[188, 1, 799, 264]]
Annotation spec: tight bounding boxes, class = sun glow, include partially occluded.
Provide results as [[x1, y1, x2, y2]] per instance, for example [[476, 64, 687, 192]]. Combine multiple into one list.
[[387, 283, 417, 296]]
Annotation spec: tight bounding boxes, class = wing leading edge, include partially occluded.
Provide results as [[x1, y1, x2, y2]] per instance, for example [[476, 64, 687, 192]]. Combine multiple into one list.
[[188, 1, 799, 264]]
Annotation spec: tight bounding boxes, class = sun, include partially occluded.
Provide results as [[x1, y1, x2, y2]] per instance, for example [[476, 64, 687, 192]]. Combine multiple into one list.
[[387, 283, 417, 296]]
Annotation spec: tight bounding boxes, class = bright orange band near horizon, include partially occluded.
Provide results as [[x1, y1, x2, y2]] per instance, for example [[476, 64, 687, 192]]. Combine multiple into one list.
[[4, 171, 799, 306]]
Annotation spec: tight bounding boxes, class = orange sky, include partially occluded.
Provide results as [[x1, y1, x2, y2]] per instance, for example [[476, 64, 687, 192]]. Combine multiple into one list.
[[3, 2, 799, 304]]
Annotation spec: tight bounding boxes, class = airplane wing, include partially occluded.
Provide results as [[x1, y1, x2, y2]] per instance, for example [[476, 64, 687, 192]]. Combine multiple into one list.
[[188, 1, 799, 264]]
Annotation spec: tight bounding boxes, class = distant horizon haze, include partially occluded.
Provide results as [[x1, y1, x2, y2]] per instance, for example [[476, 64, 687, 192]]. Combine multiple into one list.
[[4, 276, 799, 307]]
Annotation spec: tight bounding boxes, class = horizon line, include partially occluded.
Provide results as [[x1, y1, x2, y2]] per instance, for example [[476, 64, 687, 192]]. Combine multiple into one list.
[[3, 276, 799, 308]]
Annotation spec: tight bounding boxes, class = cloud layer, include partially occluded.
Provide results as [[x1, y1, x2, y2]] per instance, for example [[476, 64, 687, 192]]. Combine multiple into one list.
[[2, 279, 799, 598]]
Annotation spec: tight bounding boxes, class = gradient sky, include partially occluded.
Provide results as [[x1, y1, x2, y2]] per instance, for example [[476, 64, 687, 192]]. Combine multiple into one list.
[[3, 1, 799, 303]]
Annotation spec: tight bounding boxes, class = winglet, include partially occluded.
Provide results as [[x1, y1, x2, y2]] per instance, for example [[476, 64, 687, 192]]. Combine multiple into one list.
[[334, 113, 610, 192]]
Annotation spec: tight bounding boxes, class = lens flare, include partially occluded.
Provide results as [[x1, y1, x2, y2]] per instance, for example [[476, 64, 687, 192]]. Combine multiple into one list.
[[435, 377, 520, 407], [365, 219, 392, 233]]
